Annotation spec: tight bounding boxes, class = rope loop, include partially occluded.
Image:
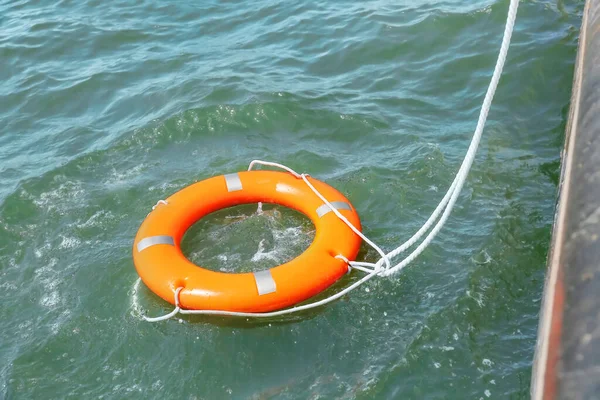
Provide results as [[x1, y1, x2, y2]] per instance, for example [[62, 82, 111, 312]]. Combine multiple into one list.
[[152, 199, 168, 210], [248, 160, 303, 178], [142, 287, 183, 322], [335, 254, 353, 273]]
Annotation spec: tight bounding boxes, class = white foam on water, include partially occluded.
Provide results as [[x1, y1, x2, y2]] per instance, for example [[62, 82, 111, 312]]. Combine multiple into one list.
[[58, 235, 81, 249], [34, 242, 51, 259], [187, 205, 313, 273], [187, 249, 242, 272], [151, 380, 163, 391], [31, 181, 85, 214], [251, 239, 281, 262], [31, 255, 74, 335], [482, 358, 493, 367], [0, 281, 18, 291], [129, 277, 145, 319], [75, 210, 113, 229], [362, 365, 376, 377], [40, 291, 60, 308], [50, 310, 71, 335], [125, 384, 143, 394], [466, 290, 485, 307], [213, 253, 244, 272], [472, 249, 492, 265], [250, 226, 306, 264], [148, 181, 181, 192], [105, 164, 146, 188], [16, 320, 35, 341]]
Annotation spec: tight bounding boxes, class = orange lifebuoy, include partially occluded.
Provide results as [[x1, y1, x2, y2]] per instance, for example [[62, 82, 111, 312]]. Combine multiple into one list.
[[133, 170, 362, 312]]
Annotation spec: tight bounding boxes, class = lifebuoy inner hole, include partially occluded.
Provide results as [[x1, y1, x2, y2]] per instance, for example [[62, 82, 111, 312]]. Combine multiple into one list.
[[180, 203, 315, 273]]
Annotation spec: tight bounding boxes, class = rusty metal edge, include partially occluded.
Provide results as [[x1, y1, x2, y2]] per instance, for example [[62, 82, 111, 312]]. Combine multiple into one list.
[[531, 1, 592, 398]]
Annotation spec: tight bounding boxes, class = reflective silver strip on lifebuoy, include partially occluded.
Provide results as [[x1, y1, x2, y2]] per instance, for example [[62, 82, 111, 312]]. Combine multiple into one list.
[[253, 270, 276, 295], [316, 201, 352, 218], [224, 173, 243, 192], [137, 235, 175, 252]]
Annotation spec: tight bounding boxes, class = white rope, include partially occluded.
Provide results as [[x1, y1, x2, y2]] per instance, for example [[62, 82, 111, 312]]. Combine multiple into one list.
[[381, 0, 519, 276], [301, 172, 391, 272], [152, 200, 168, 210], [336, 255, 379, 274], [146, 199, 168, 216], [143, 287, 183, 322], [248, 160, 302, 178], [142, 270, 379, 320], [139, 0, 519, 322]]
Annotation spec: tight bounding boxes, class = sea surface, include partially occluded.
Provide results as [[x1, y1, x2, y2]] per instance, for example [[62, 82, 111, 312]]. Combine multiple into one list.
[[0, 0, 584, 398]]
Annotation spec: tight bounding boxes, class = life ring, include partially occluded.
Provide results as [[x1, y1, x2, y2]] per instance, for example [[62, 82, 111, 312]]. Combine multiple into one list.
[[133, 170, 362, 312]]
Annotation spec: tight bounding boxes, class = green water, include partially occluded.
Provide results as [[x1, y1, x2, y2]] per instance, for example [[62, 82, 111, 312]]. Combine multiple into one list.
[[0, 0, 583, 398]]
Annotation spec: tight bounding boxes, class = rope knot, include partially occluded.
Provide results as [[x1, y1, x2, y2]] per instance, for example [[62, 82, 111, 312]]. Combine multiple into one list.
[[335, 254, 352, 273], [152, 199, 168, 210]]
